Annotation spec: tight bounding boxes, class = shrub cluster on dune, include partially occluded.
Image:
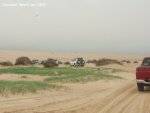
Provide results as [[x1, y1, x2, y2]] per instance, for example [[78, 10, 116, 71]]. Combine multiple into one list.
[[87, 58, 122, 66], [0, 61, 13, 66], [15, 56, 32, 65]]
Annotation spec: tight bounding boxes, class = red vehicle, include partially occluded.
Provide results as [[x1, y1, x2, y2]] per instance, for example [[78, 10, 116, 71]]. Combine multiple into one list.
[[136, 57, 150, 91]]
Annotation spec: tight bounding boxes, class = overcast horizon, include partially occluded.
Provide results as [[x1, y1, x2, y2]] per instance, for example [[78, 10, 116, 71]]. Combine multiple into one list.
[[0, 0, 150, 55]]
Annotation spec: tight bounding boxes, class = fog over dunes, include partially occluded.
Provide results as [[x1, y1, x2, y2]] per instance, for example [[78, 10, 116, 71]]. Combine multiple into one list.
[[0, 0, 150, 55]]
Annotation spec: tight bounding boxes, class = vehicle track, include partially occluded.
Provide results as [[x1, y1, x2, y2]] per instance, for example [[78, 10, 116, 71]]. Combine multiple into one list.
[[2, 80, 150, 113]]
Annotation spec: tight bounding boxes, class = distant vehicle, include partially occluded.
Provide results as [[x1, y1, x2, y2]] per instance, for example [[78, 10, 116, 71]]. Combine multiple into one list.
[[69, 58, 85, 67], [136, 57, 150, 91]]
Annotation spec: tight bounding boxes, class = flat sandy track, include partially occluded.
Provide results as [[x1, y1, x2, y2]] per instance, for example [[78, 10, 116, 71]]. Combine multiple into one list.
[[1, 77, 150, 113]]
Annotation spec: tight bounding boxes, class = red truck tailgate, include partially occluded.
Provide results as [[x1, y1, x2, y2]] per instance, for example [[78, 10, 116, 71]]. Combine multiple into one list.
[[136, 66, 150, 79]]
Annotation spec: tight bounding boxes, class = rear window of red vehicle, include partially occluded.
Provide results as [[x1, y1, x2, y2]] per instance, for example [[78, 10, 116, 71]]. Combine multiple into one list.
[[142, 58, 150, 66]]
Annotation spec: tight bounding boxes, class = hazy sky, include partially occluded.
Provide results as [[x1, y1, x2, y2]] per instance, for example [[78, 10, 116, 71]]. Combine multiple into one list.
[[0, 0, 150, 55]]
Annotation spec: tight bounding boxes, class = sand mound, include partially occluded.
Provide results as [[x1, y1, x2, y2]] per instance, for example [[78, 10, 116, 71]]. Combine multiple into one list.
[[15, 56, 32, 65]]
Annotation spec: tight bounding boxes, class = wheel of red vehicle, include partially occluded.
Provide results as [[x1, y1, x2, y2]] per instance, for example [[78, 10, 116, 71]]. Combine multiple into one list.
[[137, 83, 144, 91]]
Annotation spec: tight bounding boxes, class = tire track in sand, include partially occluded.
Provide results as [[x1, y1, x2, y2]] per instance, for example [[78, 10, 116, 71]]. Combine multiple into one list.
[[53, 81, 136, 113], [3, 80, 150, 113]]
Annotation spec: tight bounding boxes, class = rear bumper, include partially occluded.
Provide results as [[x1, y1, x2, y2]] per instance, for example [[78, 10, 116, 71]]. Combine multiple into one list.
[[136, 79, 150, 84]]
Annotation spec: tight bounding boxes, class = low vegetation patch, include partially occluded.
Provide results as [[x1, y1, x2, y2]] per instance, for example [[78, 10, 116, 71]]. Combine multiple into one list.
[[42, 58, 59, 68], [0, 67, 122, 96], [15, 56, 32, 65], [21, 75, 28, 79], [87, 58, 122, 66], [64, 61, 70, 65], [0, 80, 62, 96], [0, 67, 122, 76], [0, 61, 13, 66], [43, 67, 122, 83], [0, 67, 67, 75]]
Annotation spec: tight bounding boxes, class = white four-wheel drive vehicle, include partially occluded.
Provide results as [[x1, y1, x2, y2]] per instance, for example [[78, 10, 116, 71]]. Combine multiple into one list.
[[69, 58, 85, 67]]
